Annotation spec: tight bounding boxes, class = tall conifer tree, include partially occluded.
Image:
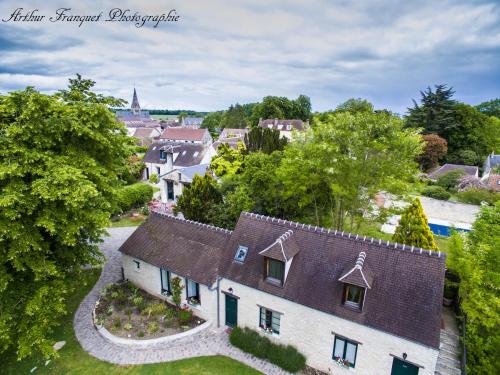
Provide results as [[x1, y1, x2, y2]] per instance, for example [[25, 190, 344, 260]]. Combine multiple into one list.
[[392, 198, 438, 250]]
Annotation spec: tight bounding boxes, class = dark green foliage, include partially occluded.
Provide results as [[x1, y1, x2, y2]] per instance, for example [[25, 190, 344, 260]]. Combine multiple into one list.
[[202, 111, 223, 135], [421, 186, 451, 200], [447, 203, 500, 374], [244, 127, 288, 154], [178, 308, 193, 324], [456, 189, 500, 205], [113, 183, 153, 214], [436, 170, 466, 192], [335, 98, 374, 113], [406, 84, 457, 136], [229, 327, 306, 373], [120, 154, 145, 184], [406, 86, 500, 165], [250, 95, 311, 125], [476, 98, 500, 118], [0, 76, 130, 359], [174, 174, 222, 223], [392, 198, 438, 250], [220, 104, 249, 129], [134, 145, 149, 153], [170, 277, 182, 308]]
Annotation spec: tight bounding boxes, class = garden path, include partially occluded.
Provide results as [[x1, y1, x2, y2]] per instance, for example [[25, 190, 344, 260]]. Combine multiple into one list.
[[74, 226, 289, 375]]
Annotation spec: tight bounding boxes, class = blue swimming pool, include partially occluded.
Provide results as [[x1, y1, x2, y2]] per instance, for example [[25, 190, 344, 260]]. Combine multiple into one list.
[[428, 223, 470, 237]]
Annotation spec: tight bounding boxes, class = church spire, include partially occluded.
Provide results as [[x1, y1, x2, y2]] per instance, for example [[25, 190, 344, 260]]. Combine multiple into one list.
[[131, 87, 141, 115]]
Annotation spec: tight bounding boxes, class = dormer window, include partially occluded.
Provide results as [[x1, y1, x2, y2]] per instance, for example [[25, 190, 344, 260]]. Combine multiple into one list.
[[264, 257, 285, 286], [343, 284, 365, 310], [159, 150, 166, 160]]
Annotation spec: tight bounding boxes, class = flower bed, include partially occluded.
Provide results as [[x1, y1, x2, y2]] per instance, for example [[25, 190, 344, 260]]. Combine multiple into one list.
[[95, 281, 204, 339]]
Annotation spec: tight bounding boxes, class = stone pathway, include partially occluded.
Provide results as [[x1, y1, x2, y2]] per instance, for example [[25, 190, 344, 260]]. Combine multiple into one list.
[[435, 307, 462, 375], [74, 227, 288, 375]]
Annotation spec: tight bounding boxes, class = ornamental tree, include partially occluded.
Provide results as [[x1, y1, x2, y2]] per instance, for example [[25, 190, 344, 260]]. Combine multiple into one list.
[[392, 198, 438, 250], [417, 134, 447, 171], [0, 76, 130, 359]]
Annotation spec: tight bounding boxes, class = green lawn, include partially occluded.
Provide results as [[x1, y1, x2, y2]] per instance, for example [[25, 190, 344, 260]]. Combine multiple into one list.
[[109, 216, 145, 227], [3, 269, 261, 375]]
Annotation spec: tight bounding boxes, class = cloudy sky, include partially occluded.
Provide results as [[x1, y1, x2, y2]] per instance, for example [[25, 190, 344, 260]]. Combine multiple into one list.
[[0, 0, 499, 113]]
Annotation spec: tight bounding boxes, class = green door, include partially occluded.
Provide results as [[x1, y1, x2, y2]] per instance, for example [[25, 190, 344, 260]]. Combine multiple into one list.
[[391, 358, 419, 375], [225, 294, 237, 327]]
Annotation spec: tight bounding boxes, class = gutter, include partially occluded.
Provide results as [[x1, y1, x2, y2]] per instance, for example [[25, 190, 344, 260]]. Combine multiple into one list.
[[209, 276, 222, 328]]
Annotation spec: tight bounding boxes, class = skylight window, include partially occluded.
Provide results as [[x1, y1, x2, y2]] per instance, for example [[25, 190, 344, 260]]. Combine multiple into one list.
[[234, 246, 248, 263], [182, 150, 187, 156], [193, 151, 199, 157]]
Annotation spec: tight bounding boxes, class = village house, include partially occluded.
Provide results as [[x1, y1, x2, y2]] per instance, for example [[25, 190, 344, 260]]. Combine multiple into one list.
[[132, 127, 162, 146], [119, 211, 445, 375], [159, 127, 212, 145], [211, 128, 248, 153], [116, 88, 162, 136], [160, 164, 210, 202], [481, 152, 500, 192], [258, 118, 307, 140], [181, 117, 204, 128], [427, 163, 479, 180]]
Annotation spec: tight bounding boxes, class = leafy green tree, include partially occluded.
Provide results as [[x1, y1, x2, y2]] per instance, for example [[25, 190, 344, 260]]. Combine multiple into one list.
[[446, 103, 499, 165], [417, 134, 447, 171], [447, 202, 500, 375], [174, 174, 222, 223], [405, 84, 457, 136], [335, 98, 374, 113], [476, 98, 500, 118], [210, 142, 246, 177], [148, 173, 159, 184], [244, 127, 288, 154], [202, 111, 223, 136], [220, 104, 248, 129], [278, 111, 422, 230], [392, 198, 438, 250], [250, 95, 311, 125], [436, 169, 466, 192], [0, 76, 130, 359]]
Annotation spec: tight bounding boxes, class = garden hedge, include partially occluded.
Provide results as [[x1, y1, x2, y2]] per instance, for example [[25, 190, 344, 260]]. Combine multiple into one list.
[[229, 327, 306, 373], [112, 183, 153, 214], [421, 186, 451, 200], [456, 189, 499, 205]]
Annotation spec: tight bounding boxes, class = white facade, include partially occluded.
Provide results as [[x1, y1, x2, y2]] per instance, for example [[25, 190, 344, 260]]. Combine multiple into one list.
[[121, 254, 439, 374], [122, 254, 217, 321]]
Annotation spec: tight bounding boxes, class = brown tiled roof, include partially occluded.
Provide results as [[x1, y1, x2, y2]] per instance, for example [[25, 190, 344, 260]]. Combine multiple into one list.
[[133, 128, 156, 138], [212, 138, 243, 151], [219, 128, 248, 138], [160, 127, 207, 142], [258, 119, 306, 131], [258, 230, 301, 262], [220, 212, 445, 348], [143, 143, 205, 167], [118, 212, 231, 286], [428, 164, 478, 179]]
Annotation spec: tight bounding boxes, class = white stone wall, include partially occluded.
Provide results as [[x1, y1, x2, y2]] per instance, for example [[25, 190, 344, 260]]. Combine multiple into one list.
[[122, 254, 218, 322], [159, 173, 186, 202], [219, 279, 439, 375]]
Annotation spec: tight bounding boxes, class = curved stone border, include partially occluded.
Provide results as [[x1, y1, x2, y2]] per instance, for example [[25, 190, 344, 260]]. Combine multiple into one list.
[[97, 320, 212, 347], [74, 227, 291, 375]]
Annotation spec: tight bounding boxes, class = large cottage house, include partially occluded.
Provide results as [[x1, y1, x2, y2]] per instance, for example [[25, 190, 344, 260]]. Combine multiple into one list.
[[159, 127, 212, 145], [258, 119, 307, 140], [119, 211, 445, 375]]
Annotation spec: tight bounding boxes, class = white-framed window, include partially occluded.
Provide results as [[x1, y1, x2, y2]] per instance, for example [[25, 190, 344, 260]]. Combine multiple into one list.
[[185, 278, 200, 305], [259, 307, 281, 334], [160, 268, 171, 296], [333, 336, 358, 368]]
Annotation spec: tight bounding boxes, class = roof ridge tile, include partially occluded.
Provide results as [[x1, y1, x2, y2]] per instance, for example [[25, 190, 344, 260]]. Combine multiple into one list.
[[152, 211, 232, 234]]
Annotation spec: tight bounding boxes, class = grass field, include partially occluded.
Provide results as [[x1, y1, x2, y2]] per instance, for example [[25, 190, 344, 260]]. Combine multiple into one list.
[[2, 269, 261, 375], [149, 114, 178, 120]]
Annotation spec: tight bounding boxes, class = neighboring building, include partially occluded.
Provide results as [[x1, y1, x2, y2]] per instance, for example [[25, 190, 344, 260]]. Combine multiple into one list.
[[119, 211, 445, 375], [427, 164, 479, 180], [160, 164, 210, 202], [258, 118, 307, 140], [132, 127, 161, 146], [481, 152, 500, 181], [212, 128, 248, 152], [485, 174, 500, 192], [142, 142, 209, 180], [181, 117, 204, 128], [116, 89, 161, 134], [159, 127, 212, 145]]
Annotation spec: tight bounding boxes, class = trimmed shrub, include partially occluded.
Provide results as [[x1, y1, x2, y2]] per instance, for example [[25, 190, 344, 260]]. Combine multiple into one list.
[[113, 317, 121, 329], [147, 322, 159, 334], [112, 183, 153, 214], [178, 308, 193, 325], [229, 327, 306, 373], [456, 189, 499, 205], [143, 302, 168, 318], [421, 186, 451, 200], [436, 169, 466, 192]]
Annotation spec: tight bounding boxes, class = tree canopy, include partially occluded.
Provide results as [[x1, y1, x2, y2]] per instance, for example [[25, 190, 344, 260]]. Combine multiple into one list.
[[416, 134, 447, 171], [244, 127, 288, 154], [335, 98, 374, 114], [476, 98, 500, 118], [0, 76, 130, 359], [447, 202, 500, 375]]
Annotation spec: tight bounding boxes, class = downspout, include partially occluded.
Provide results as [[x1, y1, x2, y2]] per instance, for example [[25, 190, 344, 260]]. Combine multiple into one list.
[[208, 276, 222, 328]]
